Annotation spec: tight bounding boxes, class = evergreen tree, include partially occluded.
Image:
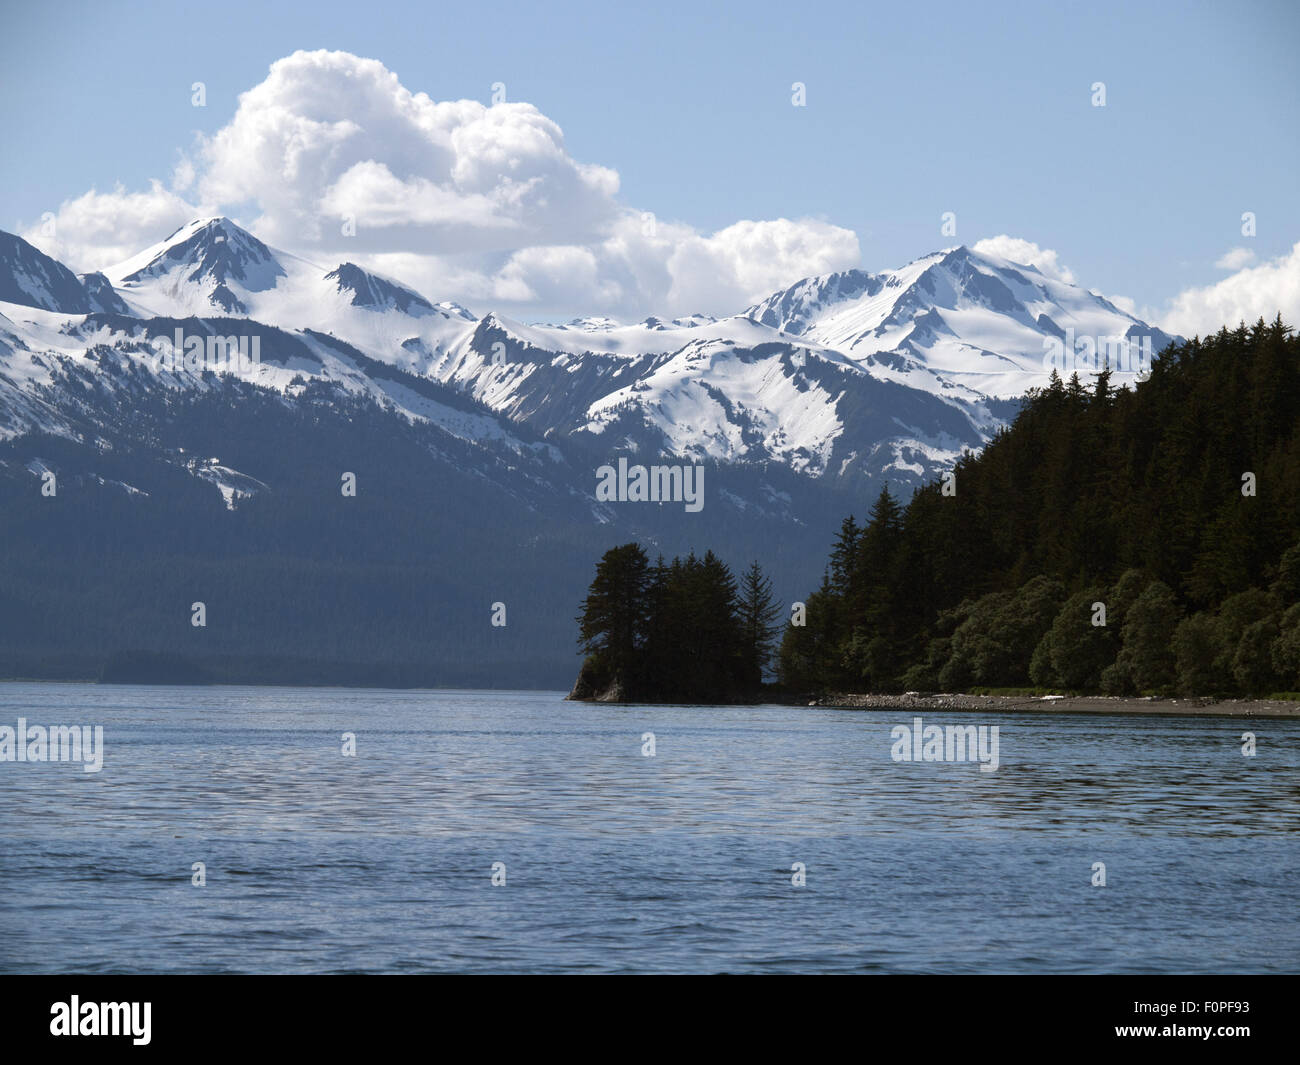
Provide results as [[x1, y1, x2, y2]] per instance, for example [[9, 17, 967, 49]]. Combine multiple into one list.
[[842, 486, 906, 687], [576, 543, 651, 693], [778, 574, 839, 690], [738, 560, 782, 690]]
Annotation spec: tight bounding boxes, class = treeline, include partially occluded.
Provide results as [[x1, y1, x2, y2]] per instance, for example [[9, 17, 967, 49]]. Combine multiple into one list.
[[780, 317, 1300, 697], [570, 545, 781, 701]]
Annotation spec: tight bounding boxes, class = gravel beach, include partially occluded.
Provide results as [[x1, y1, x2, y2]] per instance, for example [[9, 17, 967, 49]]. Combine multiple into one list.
[[804, 692, 1300, 718]]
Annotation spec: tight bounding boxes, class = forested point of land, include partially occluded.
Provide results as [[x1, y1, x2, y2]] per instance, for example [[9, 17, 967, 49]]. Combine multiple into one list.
[[569, 548, 781, 702], [573, 318, 1300, 702]]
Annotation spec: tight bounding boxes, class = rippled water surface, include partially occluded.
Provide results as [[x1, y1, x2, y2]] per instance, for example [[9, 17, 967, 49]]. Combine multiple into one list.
[[0, 684, 1296, 973]]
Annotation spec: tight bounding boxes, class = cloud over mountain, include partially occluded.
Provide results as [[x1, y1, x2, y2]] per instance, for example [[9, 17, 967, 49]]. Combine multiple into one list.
[[22, 49, 1293, 331], [971, 236, 1076, 285], [20, 50, 860, 321]]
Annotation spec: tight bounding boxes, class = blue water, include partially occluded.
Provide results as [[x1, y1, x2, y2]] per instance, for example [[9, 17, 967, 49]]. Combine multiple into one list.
[[0, 684, 1296, 973]]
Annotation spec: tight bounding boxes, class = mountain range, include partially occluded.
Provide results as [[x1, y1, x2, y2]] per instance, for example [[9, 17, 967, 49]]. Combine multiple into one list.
[[0, 218, 1180, 685]]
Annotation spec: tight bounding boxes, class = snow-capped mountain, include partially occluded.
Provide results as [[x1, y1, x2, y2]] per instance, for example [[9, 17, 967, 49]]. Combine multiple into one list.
[[101, 218, 479, 376], [107, 216, 287, 315], [78, 271, 131, 314], [325, 262, 438, 316], [0, 231, 116, 314], [0, 227, 541, 469], [3, 218, 1179, 495], [429, 310, 1005, 486], [746, 246, 1180, 399]]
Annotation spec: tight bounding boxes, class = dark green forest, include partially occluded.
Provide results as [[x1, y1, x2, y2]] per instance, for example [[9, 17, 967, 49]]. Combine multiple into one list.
[[780, 318, 1300, 698]]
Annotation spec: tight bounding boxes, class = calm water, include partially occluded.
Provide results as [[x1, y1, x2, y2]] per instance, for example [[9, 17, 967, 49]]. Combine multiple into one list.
[[0, 683, 1296, 974]]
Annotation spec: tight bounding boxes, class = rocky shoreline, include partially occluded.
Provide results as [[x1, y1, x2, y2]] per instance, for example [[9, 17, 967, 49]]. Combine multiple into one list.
[[802, 692, 1300, 717]]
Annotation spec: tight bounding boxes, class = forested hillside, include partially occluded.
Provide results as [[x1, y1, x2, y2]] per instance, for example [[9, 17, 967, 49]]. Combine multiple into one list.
[[779, 318, 1300, 697]]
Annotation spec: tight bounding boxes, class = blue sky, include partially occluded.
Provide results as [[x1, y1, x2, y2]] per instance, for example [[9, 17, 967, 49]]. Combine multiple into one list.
[[2, 0, 1298, 328]]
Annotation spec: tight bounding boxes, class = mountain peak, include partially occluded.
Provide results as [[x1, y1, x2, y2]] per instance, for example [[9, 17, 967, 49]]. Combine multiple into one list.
[[106, 216, 286, 315], [77, 270, 130, 314], [324, 262, 436, 316], [155, 215, 246, 245], [0, 229, 135, 315], [742, 244, 1178, 397]]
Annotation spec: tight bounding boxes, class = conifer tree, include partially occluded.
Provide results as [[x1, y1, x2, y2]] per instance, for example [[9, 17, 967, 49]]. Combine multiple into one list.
[[738, 560, 782, 690], [576, 543, 651, 691]]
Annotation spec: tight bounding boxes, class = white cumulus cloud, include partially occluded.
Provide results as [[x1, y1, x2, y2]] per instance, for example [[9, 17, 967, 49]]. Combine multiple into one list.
[[1160, 242, 1300, 338], [20, 49, 860, 319], [21, 180, 202, 272]]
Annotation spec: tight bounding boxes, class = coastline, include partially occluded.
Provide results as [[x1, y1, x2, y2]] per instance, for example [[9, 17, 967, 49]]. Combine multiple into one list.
[[803, 692, 1300, 718]]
